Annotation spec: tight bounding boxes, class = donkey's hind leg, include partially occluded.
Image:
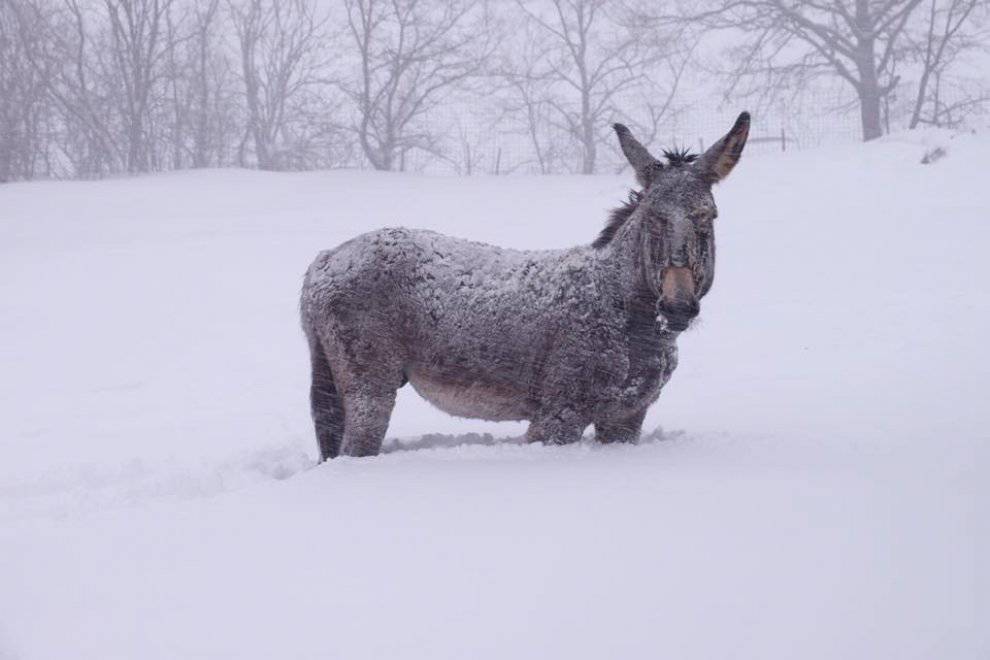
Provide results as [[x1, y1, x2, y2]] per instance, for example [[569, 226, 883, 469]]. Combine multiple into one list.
[[341, 387, 397, 457], [308, 337, 344, 462]]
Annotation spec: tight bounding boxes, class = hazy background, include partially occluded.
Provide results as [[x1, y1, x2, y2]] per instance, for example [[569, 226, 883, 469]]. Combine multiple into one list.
[[2, 0, 988, 180], [2, 3, 989, 659]]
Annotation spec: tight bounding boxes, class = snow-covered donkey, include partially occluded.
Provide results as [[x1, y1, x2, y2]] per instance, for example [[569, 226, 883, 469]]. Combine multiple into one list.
[[301, 113, 750, 460]]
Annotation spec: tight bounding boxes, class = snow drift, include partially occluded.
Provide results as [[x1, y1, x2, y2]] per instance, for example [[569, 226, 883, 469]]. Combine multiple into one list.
[[1, 130, 987, 659]]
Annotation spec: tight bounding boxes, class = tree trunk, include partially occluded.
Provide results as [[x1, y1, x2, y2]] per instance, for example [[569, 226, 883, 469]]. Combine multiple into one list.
[[580, 91, 595, 174], [854, 41, 884, 140], [253, 127, 273, 169], [853, 2, 884, 142], [910, 0, 938, 129], [128, 117, 146, 172], [909, 68, 932, 129], [857, 84, 884, 142], [581, 129, 596, 174]]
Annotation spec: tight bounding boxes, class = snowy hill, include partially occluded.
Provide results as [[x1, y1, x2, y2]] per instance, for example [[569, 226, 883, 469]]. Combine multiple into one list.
[[1, 131, 987, 659]]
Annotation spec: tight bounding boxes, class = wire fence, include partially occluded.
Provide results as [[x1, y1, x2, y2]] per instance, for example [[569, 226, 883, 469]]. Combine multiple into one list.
[[402, 91, 866, 176]]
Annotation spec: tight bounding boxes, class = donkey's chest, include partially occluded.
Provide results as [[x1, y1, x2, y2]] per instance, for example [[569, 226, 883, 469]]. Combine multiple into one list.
[[523, 321, 679, 420], [623, 342, 678, 402]]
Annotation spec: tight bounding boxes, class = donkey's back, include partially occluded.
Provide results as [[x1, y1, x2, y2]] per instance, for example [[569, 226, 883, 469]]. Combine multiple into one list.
[[302, 227, 583, 346]]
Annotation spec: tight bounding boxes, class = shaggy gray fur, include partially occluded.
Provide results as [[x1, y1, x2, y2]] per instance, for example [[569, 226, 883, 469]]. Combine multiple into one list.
[[301, 113, 750, 459]]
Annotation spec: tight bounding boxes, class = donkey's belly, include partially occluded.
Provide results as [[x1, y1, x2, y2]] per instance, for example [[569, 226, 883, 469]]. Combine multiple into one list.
[[406, 369, 530, 422]]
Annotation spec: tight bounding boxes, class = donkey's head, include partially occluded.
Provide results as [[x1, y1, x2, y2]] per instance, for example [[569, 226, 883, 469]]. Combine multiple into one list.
[[608, 112, 750, 331]]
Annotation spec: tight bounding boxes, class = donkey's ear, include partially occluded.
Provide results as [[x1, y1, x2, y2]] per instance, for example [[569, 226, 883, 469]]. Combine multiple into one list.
[[698, 112, 750, 183], [613, 123, 660, 187]]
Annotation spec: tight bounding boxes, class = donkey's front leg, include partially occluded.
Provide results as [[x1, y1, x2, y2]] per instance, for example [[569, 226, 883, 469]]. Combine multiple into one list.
[[594, 408, 647, 444], [340, 388, 396, 457], [526, 408, 587, 446]]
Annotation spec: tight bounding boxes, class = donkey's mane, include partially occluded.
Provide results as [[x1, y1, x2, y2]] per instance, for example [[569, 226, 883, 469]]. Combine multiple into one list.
[[661, 147, 698, 166], [593, 190, 643, 249]]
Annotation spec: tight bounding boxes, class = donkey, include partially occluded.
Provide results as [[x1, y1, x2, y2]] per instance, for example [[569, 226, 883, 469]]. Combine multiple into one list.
[[301, 112, 750, 460]]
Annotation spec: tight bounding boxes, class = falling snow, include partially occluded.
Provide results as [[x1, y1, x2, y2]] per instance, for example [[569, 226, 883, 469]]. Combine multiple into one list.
[[1, 129, 988, 659]]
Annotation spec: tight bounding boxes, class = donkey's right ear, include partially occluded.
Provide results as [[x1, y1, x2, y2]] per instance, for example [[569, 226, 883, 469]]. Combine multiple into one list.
[[614, 123, 661, 187]]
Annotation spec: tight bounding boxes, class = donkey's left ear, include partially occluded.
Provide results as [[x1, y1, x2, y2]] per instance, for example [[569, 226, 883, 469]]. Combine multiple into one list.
[[698, 112, 750, 183], [614, 123, 661, 187]]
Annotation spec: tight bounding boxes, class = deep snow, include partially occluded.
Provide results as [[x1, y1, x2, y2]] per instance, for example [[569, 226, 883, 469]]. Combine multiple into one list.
[[1, 130, 987, 659]]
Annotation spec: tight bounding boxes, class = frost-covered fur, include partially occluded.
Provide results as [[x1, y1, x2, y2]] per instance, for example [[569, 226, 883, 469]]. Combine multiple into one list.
[[301, 113, 750, 459]]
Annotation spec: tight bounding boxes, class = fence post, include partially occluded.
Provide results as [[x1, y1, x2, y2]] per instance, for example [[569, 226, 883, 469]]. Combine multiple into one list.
[[781, 128, 787, 152]]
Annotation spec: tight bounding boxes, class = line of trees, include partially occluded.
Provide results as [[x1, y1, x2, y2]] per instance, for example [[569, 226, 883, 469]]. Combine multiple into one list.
[[651, 0, 990, 141], [0, 0, 987, 182]]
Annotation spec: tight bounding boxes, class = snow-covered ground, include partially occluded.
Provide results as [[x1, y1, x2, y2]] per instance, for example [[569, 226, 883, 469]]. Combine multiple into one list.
[[1, 131, 987, 659]]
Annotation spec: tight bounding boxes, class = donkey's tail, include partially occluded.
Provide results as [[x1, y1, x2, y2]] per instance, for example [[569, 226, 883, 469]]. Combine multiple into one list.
[[306, 331, 344, 461], [300, 250, 345, 461]]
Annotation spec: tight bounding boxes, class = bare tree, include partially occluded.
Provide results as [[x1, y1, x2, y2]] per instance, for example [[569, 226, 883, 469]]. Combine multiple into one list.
[[16, 0, 190, 176], [156, 0, 243, 169], [102, 0, 177, 173], [495, 20, 560, 174], [907, 0, 990, 129], [194, 0, 241, 166], [668, 0, 928, 141], [343, 0, 491, 171], [494, 13, 574, 174], [0, 0, 57, 181], [24, 0, 124, 176], [514, 0, 685, 174], [228, 0, 334, 170], [10, 0, 346, 179]]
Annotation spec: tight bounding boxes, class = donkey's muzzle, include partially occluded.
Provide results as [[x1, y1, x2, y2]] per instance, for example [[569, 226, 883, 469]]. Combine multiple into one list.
[[658, 299, 699, 331], [659, 267, 698, 331]]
